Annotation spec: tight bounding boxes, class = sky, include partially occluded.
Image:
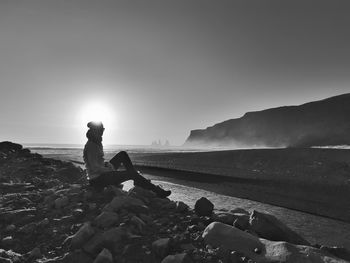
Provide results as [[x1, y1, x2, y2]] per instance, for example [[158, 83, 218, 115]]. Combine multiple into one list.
[[0, 0, 350, 146]]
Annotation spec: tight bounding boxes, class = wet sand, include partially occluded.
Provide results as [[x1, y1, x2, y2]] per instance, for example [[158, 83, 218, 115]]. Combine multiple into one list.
[[122, 169, 350, 249]]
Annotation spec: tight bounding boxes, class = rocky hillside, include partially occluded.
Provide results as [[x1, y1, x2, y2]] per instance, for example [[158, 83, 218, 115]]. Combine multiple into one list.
[[185, 93, 350, 148], [1, 141, 350, 263]]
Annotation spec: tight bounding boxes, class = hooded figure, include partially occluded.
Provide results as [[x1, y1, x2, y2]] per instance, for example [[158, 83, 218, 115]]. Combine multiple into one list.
[[83, 121, 171, 198]]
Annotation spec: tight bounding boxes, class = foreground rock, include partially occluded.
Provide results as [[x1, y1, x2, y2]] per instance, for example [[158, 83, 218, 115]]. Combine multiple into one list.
[[203, 222, 349, 263], [0, 141, 349, 263]]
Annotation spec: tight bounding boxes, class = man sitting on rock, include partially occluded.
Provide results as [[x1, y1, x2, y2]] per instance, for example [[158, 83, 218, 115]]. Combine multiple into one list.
[[83, 121, 171, 198]]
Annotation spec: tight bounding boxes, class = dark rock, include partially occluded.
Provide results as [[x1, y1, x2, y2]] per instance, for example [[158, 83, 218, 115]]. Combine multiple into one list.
[[71, 222, 96, 249], [60, 249, 93, 263], [194, 197, 214, 216], [93, 248, 113, 263], [0, 141, 22, 153], [320, 246, 350, 261], [94, 212, 119, 229], [161, 253, 192, 263], [152, 238, 171, 259], [249, 210, 310, 245]]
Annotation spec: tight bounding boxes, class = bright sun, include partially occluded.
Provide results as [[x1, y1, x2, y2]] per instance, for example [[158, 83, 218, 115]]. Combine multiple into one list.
[[79, 101, 115, 130]]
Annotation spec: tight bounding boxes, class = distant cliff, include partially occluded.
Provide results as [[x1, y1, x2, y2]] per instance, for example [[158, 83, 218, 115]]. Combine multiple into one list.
[[185, 93, 350, 148]]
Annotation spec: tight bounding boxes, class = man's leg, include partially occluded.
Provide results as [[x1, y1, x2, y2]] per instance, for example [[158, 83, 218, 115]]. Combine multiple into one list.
[[109, 151, 135, 172], [90, 171, 133, 189], [132, 172, 171, 198]]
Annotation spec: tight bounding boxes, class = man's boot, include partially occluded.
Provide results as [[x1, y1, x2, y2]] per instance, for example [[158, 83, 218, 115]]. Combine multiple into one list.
[[134, 176, 171, 198]]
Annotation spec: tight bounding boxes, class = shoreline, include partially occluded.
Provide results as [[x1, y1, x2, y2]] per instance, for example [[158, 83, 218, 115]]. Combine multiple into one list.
[[136, 165, 350, 223]]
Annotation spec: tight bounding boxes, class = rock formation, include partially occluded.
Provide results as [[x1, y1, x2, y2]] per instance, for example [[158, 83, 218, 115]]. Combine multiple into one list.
[[0, 141, 349, 262], [185, 93, 350, 148]]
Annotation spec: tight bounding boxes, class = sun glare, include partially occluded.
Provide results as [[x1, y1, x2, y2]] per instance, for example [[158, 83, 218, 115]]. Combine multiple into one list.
[[79, 101, 115, 130]]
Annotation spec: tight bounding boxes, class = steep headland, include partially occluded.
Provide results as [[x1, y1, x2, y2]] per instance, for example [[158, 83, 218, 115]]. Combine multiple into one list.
[[185, 93, 350, 148]]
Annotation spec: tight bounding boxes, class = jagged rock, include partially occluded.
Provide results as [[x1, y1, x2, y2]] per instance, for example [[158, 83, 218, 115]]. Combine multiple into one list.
[[93, 248, 113, 263], [202, 222, 263, 261], [71, 222, 96, 249], [161, 253, 192, 263], [94, 212, 119, 229], [249, 210, 310, 245], [152, 238, 171, 259], [194, 197, 213, 216]]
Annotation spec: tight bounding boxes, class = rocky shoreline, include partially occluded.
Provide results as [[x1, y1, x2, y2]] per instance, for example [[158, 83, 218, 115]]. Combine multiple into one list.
[[1, 141, 349, 263]]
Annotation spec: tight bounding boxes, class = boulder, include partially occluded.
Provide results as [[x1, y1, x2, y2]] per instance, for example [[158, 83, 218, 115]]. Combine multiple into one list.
[[232, 213, 250, 230], [261, 239, 349, 263], [93, 248, 113, 263], [83, 227, 125, 256], [152, 238, 171, 259], [161, 253, 192, 263], [202, 222, 263, 260], [54, 196, 69, 209], [104, 196, 145, 212], [194, 197, 214, 216], [212, 212, 236, 225], [130, 216, 146, 233], [94, 212, 119, 229], [71, 222, 95, 249], [175, 201, 189, 213], [0, 141, 22, 153], [61, 249, 93, 263], [203, 222, 347, 263], [249, 210, 310, 245]]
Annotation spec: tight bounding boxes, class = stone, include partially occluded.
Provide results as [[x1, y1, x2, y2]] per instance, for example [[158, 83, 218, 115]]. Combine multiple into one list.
[[194, 197, 214, 216], [18, 223, 36, 234], [4, 225, 16, 232], [176, 201, 189, 213], [1, 236, 14, 247], [152, 238, 171, 259], [130, 215, 146, 233], [232, 213, 250, 230], [202, 222, 263, 260], [54, 196, 69, 209], [61, 249, 94, 263], [249, 210, 310, 245], [106, 196, 145, 212], [93, 248, 113, 263], [212, 212, 236, 225], [261, 239, 349, 263], [71, 222, 96, 249], [128, 186, 156, 199], [94, 212, 119, 229], [161, 253, 192, 263], [320, 246, 350, 262], [29, 247, 42, 260], [83, 228, 125, 256]]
